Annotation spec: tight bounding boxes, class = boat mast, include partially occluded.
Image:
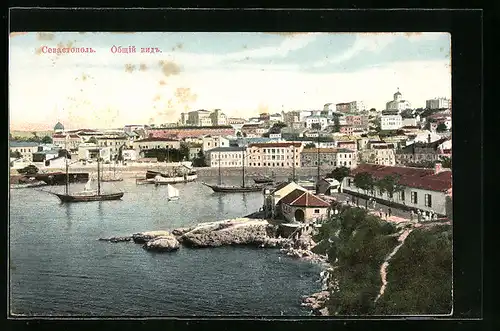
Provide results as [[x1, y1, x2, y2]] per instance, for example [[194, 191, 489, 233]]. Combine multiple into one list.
[[218, 150, 222, 185], [97, 149, 101, 195], [316, 132, 321, 193], [242, 148, 245, 188], [65, 135, 69, 195], [292, 143, 296, 182]]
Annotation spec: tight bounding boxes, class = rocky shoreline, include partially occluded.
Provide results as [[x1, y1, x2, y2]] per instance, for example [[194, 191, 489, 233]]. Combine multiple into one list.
[[98, 216, 332, 315]]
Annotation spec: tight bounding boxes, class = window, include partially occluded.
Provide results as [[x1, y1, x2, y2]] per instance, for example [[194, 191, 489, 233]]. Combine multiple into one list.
[[411, 191, 418, 204], [400, 190, 405, 201], [424, 194, 432, 207], [314, 209, 320, 214]]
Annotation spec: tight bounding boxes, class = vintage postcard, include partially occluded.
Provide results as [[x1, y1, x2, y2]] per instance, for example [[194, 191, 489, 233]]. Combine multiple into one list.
[[9, 31, 452, 317]]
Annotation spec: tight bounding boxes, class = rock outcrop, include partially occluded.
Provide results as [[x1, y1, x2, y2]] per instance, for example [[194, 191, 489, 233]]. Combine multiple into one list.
[[301, 291, 330, 315], [98, 236, 132, 243], [143, 234, 180, 252], [175, 218, 284, 248], [132, 231, 173, 244]]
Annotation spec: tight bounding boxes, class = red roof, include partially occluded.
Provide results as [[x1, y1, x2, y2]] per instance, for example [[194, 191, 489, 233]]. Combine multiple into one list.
[[135, 137, 180, 142], [280, 189, 330, 208], [249, 142, 302, 148], [53, 134, 80, 139], [349, 164, 452, 192]]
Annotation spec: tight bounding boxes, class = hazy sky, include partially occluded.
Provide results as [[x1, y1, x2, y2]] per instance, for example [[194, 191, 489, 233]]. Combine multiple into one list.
[[9, 32, 451, 130]]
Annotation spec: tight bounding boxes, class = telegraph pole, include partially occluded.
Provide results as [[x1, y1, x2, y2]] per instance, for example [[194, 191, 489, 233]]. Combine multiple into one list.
[[316, 131, 321, 193]]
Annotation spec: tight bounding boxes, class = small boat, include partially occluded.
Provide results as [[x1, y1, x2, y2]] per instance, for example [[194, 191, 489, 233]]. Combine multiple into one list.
[[253, 171, 276, 184], [166, 184, 180, 201], [10, 181, 47, 189], [136, 178, 154, 185]]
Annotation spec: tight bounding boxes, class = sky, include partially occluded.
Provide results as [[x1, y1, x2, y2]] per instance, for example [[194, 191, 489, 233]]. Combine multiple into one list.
[[9, 32, 451, 130]]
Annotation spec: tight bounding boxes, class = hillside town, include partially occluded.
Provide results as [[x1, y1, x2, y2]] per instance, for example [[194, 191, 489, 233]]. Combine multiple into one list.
[[10, 89, 452, 220]]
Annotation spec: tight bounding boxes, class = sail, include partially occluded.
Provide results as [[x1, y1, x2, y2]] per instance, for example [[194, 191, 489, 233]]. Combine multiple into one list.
[[167, 184, 179, 198], [84, 177, 92, 191]]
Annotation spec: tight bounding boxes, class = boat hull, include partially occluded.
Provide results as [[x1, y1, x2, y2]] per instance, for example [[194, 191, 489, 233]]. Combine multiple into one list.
[[101, 178, 124, 182], [146, 170, 197, 180], [202, 183, 263, 193], [154, 174, 198, 184], [253, 178, 274, 184], [53, 192, 124, 203]]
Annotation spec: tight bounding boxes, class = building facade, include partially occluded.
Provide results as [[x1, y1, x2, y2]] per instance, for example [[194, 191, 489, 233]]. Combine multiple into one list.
[[202, 135, 230, 152], [132, 138, 182, 156], [10, 141, 40, 161], [187, 110, 212, 126], [300, 148, 357, 168], [206, 146, 247, 167], [426, 97, 451, 110], [209, 109, 228, 126], [304, 116, 329, 130], [247, 142, 303, 168], [381, 110, 403, 130]]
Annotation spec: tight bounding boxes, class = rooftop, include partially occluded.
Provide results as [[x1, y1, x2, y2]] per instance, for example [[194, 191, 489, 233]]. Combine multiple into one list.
[[349, 164, 452, 192], [248, 142, 302, 148], [10, 141, 40, 147], [135, 137, 180, 142], [302, 148, 355, 153], [207, 146, 246, 153], [280, 189, 331, 208]]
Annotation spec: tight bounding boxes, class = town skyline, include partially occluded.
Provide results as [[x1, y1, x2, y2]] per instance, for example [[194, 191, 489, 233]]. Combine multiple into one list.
[[9, 32, 451, 131]]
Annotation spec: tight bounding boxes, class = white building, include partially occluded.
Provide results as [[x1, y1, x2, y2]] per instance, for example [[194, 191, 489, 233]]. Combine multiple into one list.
[[304, 116, 329, 130], [202, 135, 230, 152], [247, 142, 303, 168], [344, 163, 452, 217], [207, 146, 248, 167], [402, 115, 421, 127], [269, 113, 283, 122], [381, 110, 403, 130], [386, 89, 411, 112], [187, 110, 212, 126], [122, 148, 137, 161], [426, 97, 451, 110], [9, 141, 39, 162], [349, 101, 366, 112]]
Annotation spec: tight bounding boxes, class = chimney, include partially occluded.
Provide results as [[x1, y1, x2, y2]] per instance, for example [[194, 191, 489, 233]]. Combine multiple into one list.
[[434, 162, 442, 174]]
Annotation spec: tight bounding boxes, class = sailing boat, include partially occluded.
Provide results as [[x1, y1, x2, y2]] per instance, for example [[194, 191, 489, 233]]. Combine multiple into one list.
[[101, 162, 123, 182], [202, 149, 264, 193], [51, 148, 124, 202], [253, 171, 276, 184], [166, 184, 180, 201]]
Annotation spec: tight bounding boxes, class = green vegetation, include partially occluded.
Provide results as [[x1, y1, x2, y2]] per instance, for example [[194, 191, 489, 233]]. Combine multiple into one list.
[[17, 165, 39, 175], [192, 150, 208, 167], [373, 225, 452, 315], [144, 146, 189, 162], [436, 123, 448, 132], [11, 133, 53, 144], [304, 143, 316, 149], [313, 207, 452, 315], [10, 151, 22, 159], [326, 166, 351, 191]]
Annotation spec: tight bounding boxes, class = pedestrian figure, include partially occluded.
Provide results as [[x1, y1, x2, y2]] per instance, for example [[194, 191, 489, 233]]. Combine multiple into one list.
[[388, 208, 392, 217], [410, 210, 414, 221], [379, 209, 383, 218], [417, 210, 422, 222]]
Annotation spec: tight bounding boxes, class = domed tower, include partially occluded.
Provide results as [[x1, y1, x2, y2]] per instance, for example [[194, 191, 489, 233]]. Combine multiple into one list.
[[394, 88, 402, 102], [54, 122, 64, 134]]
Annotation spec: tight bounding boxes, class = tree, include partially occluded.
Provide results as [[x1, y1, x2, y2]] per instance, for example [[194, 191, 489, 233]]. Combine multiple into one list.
[[192, 150, 207, 167], [376, 175, 403, 202], [236, 131, 242, 137], [304, 142, 316, 149], [333, 117, 341, 132], [436, 123, 447, 132], [353, 172, 375, 197], [179, 143, 190, 161], [440, 156, 452, 168], [17, 164, 39, 175], [88, 137, 98, 144], [58, 149, 71, 159], [10, 150, 22, 159], [327, 166, 350, 193], [41, 135, 53, 144]]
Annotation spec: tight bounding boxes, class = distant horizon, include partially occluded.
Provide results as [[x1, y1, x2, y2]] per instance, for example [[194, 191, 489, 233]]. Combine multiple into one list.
[[9, 32, 451, 130]]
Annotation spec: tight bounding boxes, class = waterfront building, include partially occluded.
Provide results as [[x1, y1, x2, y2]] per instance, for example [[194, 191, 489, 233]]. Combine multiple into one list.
[[132, 137, 182, 157], [344, 163, 452, 217], [300, 148, 357, 168], [9, 141, 40, 162], [96, 136, 129, 160], [426, 97, 451, 110], [381, 110, 403, 131], [246, 142, 303, 168], [206, 146, 247, 167], [279, 189, 331, 223], [202, 135, 230, 152], [385, 89, 412, 111], [262, 181, 308, 219]]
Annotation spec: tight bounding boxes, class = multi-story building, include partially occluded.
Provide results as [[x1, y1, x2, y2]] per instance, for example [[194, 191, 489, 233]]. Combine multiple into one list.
[[202, 135, 230, 152], [123, 124, 146, 133], [146, 126, 235, 140], [339, 125, 355, 135], [345, 114, 370, 129], [335, 102, 350, 113], [381, 110, 403, 130], [360, 144, 396, 166], [187, 109, 212, 126], [209, 109, 227, 126], [9, 141, 40, 161], [246, 142, 303, 168], [300, 148, 357, 168], [426, 97, 451, 110], [96, 136, 129, 160], [401, 115, 421, 128], [283, 111, 301, 126], [336, 101, 365, 113], [206, 146, 248, 167], [304, 115, 329, 130], [395, 137, 450, 166], [52, 133, 82, 150], [385, 89, 411, 111], [227, 117, 246, 125], [269, 113, 283, 122]]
